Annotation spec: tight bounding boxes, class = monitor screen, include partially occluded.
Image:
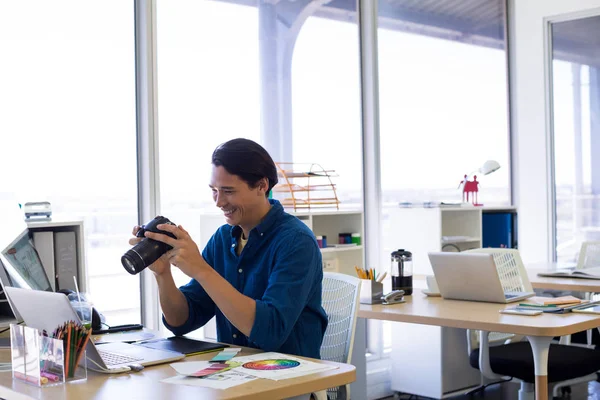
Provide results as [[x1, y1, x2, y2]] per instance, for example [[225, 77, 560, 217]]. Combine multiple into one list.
[[0, 229, 52, 292]]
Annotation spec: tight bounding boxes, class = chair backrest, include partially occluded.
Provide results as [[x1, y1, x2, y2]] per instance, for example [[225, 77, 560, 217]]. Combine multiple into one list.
[[464, 248, 530, 351], [321, 272, 361, 364], [319, 272, 361, 400], [464, 248, 532, 292], [577, 241, 600, 269]]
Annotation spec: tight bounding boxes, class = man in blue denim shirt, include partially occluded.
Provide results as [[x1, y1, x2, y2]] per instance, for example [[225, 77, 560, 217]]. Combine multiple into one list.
[[132, 138, 327, 359]]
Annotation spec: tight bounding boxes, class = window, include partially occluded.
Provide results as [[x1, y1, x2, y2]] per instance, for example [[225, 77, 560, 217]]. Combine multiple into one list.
[[550, 15, 600, 264], [156, 0, 363, 338], [0, 2, 138, 324], [156, 0, 261, 299], [371, 2, 510, 392]]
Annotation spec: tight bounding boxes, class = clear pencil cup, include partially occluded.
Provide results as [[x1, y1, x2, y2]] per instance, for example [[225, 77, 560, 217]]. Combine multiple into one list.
[[10, 324, 87, 387], [359, 280, 384, 304]]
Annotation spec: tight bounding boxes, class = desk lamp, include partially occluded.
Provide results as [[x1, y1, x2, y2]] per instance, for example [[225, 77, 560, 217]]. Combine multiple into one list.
[[459, 160, 500, 205]]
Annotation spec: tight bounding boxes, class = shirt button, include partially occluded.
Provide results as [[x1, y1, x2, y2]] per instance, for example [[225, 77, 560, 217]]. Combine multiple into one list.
[[233, 334, 237, 339], [231, 243, 235, 248], [260, 233, 264, 236], [238, 269, 243, 273]]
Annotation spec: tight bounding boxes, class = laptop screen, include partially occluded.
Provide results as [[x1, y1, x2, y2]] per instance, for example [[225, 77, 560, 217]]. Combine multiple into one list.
[[0, 229, 52, 291]]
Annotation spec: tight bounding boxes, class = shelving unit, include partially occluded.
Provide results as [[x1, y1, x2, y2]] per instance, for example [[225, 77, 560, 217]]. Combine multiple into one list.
[[273, 162, 340, 211], [385, 206, 516, 276], [292, 210, 364, 276]]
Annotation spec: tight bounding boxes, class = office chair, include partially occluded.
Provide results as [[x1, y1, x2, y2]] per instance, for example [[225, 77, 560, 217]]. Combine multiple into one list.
[[465, 248, 600, 400], [314, 272, 361, 400], [576, 241, 600, 346]]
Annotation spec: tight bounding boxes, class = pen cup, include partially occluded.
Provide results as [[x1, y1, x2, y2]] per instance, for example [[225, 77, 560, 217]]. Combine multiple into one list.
[[10, 324, 87, 387], [359, 280, 384, 304]]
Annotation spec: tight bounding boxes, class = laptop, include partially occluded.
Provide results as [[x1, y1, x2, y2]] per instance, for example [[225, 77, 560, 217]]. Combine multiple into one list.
[[5, 287, 185, 373], [428, 252, 535, 303]]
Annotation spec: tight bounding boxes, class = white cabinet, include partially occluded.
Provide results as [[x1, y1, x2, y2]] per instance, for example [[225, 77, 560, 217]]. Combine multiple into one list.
[[0, 218, 86, 328], [26, 218, 87, 292]]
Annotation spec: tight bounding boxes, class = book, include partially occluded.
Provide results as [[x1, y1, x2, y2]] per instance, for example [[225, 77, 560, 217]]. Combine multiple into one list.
[[134, 336, 228, 356], [572, 304, 600, 315], [537, 267, 600, 280], [33, 231, 56, 291], [516, 300, 595, 314], [54, 231, 78, 291], [519, 295, 582, 307]]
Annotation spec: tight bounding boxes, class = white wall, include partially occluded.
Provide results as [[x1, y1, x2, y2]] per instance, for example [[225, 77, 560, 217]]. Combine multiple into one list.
[[510, 0, 600, 264]]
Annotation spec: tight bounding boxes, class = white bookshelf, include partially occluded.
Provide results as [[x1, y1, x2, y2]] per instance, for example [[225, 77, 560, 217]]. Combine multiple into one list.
[[292, 210, 364, 276], [386, 206, 516, 276]]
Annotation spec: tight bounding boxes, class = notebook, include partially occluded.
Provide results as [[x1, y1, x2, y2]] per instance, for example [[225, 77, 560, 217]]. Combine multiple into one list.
[[134, 336, 228, 356], [537, 267, 600, 280]]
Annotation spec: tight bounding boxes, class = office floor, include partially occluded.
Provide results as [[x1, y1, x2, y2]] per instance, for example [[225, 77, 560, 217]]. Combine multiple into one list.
[[381, 380, 600, 399]]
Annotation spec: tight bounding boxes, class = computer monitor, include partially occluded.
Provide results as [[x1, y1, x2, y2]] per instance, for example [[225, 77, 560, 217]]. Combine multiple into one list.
[[0, 228, 52, 292]]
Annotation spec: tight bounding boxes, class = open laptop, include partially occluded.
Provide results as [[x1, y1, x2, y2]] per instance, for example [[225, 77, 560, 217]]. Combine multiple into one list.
[[5, 287, 185, 373], [428, 252, 535, 303]]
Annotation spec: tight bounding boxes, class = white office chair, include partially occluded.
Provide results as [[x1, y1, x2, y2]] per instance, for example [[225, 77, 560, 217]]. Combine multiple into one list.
[[314, 272, 361, 400], [575, 241, 600, 346], [465, 248, 599, 400]]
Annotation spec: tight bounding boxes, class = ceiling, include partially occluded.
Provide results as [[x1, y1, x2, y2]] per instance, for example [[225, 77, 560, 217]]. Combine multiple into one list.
[[218, 0, 600, 67]]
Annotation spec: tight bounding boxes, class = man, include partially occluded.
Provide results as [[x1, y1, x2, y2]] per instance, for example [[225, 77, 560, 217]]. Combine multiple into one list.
[[131, 138, 327, 359]]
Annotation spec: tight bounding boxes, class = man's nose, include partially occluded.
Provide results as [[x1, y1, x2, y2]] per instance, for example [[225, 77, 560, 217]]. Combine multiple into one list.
[[215, 193, 226, 208]]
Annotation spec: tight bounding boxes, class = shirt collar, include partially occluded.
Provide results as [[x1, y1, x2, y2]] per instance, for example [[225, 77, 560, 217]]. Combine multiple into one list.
[[229, 199, 284, 239]]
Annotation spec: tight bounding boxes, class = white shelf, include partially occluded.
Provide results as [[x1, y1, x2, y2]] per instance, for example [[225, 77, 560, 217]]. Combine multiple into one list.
[[441, 237, 481, 245], [320, 245, 363, 253]]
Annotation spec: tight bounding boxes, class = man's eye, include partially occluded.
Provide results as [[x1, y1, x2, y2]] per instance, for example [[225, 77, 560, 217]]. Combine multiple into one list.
[[224, 191, 234, 195]]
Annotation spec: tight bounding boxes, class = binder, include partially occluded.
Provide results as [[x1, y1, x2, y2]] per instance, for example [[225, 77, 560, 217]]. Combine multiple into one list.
[[32, 231, 56, 291], [54, 231, 78, 291]]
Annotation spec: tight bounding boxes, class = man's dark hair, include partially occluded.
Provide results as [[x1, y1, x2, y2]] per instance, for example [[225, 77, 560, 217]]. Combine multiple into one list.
[[212, 138, 278, 197]]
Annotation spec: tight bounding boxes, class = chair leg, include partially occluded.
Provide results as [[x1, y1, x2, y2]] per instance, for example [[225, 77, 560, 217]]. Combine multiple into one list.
[[518, 382, 534, 400]]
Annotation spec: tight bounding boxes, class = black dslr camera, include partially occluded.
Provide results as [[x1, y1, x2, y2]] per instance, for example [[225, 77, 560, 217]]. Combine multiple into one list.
[[121, 216, 176, 275]]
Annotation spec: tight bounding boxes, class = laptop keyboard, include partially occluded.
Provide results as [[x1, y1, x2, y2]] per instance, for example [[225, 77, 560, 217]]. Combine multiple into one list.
[[99, 350, 143, 366]]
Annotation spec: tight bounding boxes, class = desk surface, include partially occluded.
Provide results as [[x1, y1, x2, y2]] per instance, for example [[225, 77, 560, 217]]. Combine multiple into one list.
[[0, 346, 355, 400], [528, 262, 600, 292], [358, 289, 600, 337]]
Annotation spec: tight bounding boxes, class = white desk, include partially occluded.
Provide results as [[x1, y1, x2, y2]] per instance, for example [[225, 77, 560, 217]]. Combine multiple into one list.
[[358, 288, 600, 400]]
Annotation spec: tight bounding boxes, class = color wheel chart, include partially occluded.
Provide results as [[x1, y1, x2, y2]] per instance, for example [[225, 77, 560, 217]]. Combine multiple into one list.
[[242, 359, 300, 371]]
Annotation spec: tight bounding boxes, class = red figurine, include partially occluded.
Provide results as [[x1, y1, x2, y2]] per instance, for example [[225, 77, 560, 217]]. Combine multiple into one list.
[[458, 175, 482, 205]]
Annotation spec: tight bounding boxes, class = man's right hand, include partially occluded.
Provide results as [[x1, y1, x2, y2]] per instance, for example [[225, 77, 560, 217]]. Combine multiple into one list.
[[130, 226, 171, 276]]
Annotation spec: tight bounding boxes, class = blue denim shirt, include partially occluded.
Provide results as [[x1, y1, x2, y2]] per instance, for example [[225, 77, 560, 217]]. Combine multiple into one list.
[[163, 199, 328, 359]]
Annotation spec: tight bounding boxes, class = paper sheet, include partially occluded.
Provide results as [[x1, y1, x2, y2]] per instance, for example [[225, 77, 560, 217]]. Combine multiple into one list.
[[162, 369, 257, 390], [232, 352, 338, 381]]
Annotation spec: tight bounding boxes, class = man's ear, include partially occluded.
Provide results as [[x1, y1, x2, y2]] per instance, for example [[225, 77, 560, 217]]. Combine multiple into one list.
[[257, 178, 269, 196]]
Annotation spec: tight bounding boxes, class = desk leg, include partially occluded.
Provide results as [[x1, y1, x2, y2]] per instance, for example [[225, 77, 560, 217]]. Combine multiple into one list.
[[526, 336, 553, 400]]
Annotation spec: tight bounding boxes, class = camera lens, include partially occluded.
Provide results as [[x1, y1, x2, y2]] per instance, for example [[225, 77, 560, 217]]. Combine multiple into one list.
[[121, 237, 172, 275], [121, 252, 142, 275]]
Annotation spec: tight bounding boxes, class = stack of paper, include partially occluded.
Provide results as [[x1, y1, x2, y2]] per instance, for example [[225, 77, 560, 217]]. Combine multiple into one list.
[[162, 351, 339, 390]]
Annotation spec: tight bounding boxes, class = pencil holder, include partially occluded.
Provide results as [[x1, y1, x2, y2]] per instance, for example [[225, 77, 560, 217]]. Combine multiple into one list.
[[359, 280, 383, 304], [10, 324, 87, 387]]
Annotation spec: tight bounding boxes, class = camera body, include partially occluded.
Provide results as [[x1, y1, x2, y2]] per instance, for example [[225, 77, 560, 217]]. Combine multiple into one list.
[[121, 216, 176, 275]]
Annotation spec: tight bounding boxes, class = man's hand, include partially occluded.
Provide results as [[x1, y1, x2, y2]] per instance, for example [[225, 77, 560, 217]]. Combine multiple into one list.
[[143, 224, 208, 280], [129, 226, 171, 276]]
